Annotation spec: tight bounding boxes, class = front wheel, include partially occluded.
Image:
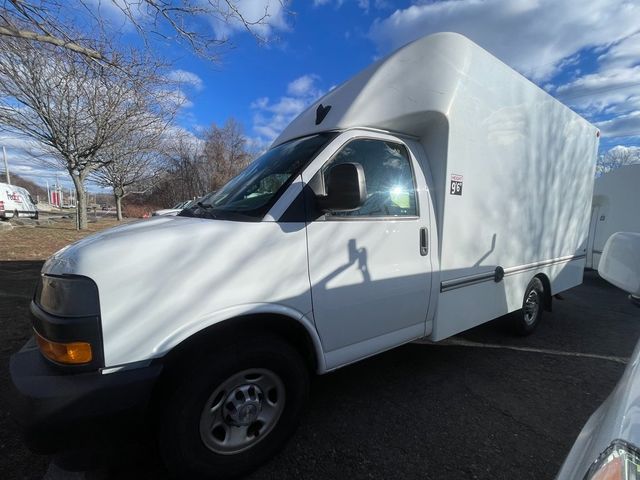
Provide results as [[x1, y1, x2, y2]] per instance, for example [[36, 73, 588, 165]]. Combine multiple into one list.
[[512, 277, 545, 336], [157, 334, 309, 479]]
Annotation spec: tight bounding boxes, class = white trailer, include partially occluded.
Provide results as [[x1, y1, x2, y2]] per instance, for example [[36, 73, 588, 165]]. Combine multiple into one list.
[[11, 33, 598, 478], [586, 164, 640, 269]]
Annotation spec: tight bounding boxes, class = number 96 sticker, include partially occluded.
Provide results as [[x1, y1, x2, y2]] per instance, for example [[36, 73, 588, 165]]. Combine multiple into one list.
[[450, 174, 463, 196]]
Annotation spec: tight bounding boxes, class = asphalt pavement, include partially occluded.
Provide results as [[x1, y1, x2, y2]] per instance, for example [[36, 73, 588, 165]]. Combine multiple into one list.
[[1, 264, 638, 480]]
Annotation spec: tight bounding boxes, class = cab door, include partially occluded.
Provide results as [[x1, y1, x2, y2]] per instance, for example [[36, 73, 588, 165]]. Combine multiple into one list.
[[302, 130, 432, 367]]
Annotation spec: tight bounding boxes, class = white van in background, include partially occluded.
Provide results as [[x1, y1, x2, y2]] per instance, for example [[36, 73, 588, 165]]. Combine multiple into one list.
[[586, 164, 640, 269], [0, 182, 38, 220]]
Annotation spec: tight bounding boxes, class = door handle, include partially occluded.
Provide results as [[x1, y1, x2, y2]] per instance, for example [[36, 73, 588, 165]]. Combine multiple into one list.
[[420, 227, 428, 256]]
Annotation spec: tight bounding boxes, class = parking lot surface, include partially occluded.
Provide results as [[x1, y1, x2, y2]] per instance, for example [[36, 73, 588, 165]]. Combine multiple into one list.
[[1, 263, 638, 480]]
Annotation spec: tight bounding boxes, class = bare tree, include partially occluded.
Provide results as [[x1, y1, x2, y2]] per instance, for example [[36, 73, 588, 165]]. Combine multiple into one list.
[[143, 121, 252, 208], [0, 35, 178, 228], [203, 118, 251, 191], [153, 130, 207, 206], [91, 124, 165, 221], [596, 145, 640, 176], [0, 0, 288, 62]]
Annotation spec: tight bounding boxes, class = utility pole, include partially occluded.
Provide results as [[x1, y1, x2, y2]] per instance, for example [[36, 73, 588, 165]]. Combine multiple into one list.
[[2, 146, 9, 184]]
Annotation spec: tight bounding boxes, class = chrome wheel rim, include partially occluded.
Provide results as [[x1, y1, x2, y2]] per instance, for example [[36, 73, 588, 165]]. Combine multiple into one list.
[[523, 289, 540, 325], [199, 368, 285, 455]]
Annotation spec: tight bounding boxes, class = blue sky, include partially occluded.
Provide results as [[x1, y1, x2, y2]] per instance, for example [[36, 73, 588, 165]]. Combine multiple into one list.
[[2, 0, 640, 188], [166, 1, 402, 147]]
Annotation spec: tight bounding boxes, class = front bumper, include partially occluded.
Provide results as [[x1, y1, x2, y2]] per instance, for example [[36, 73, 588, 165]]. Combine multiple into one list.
[[10, 338, 162, 453]]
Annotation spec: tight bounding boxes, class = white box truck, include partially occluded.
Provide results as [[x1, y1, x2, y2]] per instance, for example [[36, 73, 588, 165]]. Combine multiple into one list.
[[586, 164, 640, 269], [10, 33, 598, 478]]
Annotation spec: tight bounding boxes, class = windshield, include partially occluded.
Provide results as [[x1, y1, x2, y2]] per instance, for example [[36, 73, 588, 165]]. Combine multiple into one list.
[[181, 132, 335, 221]]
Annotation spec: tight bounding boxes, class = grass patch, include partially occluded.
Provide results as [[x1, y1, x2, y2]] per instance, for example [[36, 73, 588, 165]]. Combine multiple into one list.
[[0, 216, 132, 261]]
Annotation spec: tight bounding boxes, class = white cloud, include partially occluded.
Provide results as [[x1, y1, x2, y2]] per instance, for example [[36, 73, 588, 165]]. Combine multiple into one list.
[[159, 70, 204, 111], [0, 133, 70, 189], [159, 88, 193, 109], [250, 97, 269, 110], [598, 32, 640, 68], [167, 69, 204, 91], [0, 133, 45, 152], [602, 97, 640, 117], [313, 0, 390, 10], [540, 31, 640, 144], [287, 74, 321, 97], [249, 74, 325, 149], [159, 125, 204, 154], [596, 111, 640, 139], [554, 65, 640, 114], [82, 0, 147, 30], [368, 0, 640, 81], [209, 0, 289, 40], [86, 0, 289, 47]]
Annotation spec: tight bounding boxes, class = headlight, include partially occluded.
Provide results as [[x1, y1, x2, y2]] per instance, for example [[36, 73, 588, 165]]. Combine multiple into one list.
[[36, 274, 99, 317], [585, 440, 640, 480], [32, 274, 102, 368]]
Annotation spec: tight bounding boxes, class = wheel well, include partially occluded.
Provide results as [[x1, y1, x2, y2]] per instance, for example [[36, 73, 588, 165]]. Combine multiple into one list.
[[161, 314, 319, 374], [534, 273, 552, 311]]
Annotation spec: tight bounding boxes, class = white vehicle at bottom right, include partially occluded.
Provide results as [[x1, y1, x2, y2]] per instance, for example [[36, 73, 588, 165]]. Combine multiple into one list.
[[558, 232, 640, 480]]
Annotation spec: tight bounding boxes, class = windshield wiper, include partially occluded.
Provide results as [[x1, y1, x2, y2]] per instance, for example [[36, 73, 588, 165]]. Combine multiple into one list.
[[179, 203, 259, 222], [179, 204, 217, 219]]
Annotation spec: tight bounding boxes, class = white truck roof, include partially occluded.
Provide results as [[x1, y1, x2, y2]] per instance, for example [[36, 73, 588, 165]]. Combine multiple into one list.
[[275, 32, 592, 145]]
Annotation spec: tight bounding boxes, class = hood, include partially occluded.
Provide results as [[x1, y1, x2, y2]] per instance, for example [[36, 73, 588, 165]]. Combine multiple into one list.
[[41, 215, 312, 367], [44, 216, 211, 275]]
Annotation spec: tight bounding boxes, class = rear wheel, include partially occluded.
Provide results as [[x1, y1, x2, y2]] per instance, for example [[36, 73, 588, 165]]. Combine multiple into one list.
[[512, 277, 544, 336], [157, 334, 309, 479], [13, 209, 19, 219]]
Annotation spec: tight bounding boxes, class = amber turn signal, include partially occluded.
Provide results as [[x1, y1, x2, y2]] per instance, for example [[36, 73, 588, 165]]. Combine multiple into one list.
[[35, 331, 93, 364]]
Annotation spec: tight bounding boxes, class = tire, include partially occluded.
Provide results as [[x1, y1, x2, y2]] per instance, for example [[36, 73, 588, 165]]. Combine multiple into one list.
[[157, 333, 310, 479], [13, 209, 19, 219], [512, 277, 545, 336], [33, 211, 39, 220]]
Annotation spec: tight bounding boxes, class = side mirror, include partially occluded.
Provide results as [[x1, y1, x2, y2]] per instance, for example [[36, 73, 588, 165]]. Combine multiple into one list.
[[598, 232, 640, 305], [317, 162, 367, 213]]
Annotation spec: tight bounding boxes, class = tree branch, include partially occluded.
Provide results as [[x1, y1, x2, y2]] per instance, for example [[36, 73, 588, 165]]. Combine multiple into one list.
[[0, 25, 103, 59]]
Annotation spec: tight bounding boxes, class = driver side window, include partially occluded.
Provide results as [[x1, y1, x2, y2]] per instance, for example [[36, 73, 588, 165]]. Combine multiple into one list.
[[323, 138, 418, 218]]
